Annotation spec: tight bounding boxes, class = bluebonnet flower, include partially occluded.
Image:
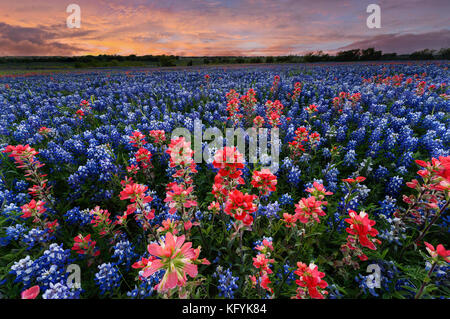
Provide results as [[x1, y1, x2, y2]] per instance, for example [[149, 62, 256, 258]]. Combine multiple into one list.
[[279, 193, 293, 206], [111, 239, 137, 269], [94, 263, 121, 295], [257, 202, 281, 219], [42, 282, 81, 299], [0, 223, 27, 246], [287, 165, 301, 186], [127, 268, 164, 299], [386, 176, 403, 196], [64, 207, 92, 226], [343, 149, 357, 167], [378, 196, 397, 218], [374, 165, 389, 180], [10, 256, 36, 287], [22, 228, 50, 249], [355, 260, 400, 297], [214, 267, 239, 299], [327, 284, 343, 299]]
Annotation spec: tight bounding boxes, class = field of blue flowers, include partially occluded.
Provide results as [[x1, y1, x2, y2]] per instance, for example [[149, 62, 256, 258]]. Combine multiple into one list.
[[0, 62, 448, 299]]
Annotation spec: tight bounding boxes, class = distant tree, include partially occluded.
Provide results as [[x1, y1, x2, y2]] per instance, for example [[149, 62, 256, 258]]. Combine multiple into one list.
[[158, 55, 176, 66], [381, 52, 397, 60], [360, 48, 382, 60], [250, 57, 263, 63], [438, 48, 450, 60], [410, 49, 435, 60], [336, 49, 361, 61]]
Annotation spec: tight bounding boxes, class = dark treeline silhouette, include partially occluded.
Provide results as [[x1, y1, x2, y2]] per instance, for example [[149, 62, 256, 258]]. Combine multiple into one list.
[[0, 48, 448, 69]]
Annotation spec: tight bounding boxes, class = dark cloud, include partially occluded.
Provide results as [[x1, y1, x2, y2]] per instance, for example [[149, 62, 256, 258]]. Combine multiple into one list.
[[337, 29, 450, 54], [0, 22, 88, 56]]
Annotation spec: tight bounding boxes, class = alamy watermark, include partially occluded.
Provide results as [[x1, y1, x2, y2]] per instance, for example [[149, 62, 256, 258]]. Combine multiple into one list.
[[366, 4, 381, 29], [66, 4, 81, 29], [169, 120, 280, 173], [366, 263, 381, 289], [66, 264, 81, 289]]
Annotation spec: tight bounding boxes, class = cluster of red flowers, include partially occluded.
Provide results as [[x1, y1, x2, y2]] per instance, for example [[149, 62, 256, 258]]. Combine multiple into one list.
[[38, 126, 52, 136], [164, 182, 197, 216], [424, 242, 450, 263], [288, 82, 302, 101], [119, 180, 155, 229], [341, 210, 380, 262], [305, 104, 318, 114], [253, 115, 265, 128], [350, 92, 362, 105], [212, 146, 245, 202], [75, 100, 91, 119], [138, 232, 209, 294], [21, 199, 46, 222], [401, 156, 449, 225], [265, 100, 284, 127], [293, 262, 328, 299], [226, 97, 243, 127], [240, 88, 257, 114], [293, 196, 326, 224], [3, 144, 58, 233], [165, 137, 198, 230], [416, 80, 427, 96], [224, 189, 257, 226], [270, 75, 281, 94], [148, 130, 166, 145], [165, 137, 197, 184], [362, 73, 404, 86], [331, 91, 362, 110], [283, 182, 332, 227], [250, 238, 275, 295], [288, 127, 320, 159], [251, 169, 277, 196], [129, 131, 153, 170], [89, 206, 114, 236], [72, 234, 100, 257]]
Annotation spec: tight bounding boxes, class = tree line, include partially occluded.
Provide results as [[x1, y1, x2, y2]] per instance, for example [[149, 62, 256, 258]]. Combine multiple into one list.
[[0, 48, 448, 68]]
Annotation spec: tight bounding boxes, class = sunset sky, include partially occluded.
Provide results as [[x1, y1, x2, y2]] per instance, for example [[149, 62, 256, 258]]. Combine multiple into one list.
[[0, 0, 449, 56]]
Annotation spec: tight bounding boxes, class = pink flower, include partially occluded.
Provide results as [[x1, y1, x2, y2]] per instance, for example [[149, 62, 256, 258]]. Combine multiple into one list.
[[21, 285, 40, 299], [142, 232, 200, 292], [129, 131, 147, 148], [294, 196, 326, 224], [135, 148, 152, 168], [424, 242, 450, 263], [21, 199, 46, 222], [164, 182, 197, 215]]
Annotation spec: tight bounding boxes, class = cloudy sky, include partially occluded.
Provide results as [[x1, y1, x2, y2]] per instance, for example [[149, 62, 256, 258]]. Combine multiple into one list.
[[0, 0, 449, 56]]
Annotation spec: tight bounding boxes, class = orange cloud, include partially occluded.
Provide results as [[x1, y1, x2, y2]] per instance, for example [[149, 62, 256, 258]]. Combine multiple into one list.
[[0, 0, 448, 56]]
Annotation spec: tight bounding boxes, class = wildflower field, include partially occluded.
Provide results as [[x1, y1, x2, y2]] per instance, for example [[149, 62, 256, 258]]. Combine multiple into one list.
[[0, 62, 449, 300]]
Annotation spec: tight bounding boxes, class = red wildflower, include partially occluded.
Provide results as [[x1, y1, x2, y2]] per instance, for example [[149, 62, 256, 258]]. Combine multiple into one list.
[[424, 242, 450, 263], [294, 196, 326, 224], [344, 210, 380, 250], [224, 189, 257, 226], [251, 168, 277, 196], [293, 262, 328, 299], [72, 234, 100, 257], [21, 285, 40, 299]]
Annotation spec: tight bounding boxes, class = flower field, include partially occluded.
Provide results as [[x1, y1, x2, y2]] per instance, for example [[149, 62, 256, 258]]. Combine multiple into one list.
[[0, 62, 449, 299]]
